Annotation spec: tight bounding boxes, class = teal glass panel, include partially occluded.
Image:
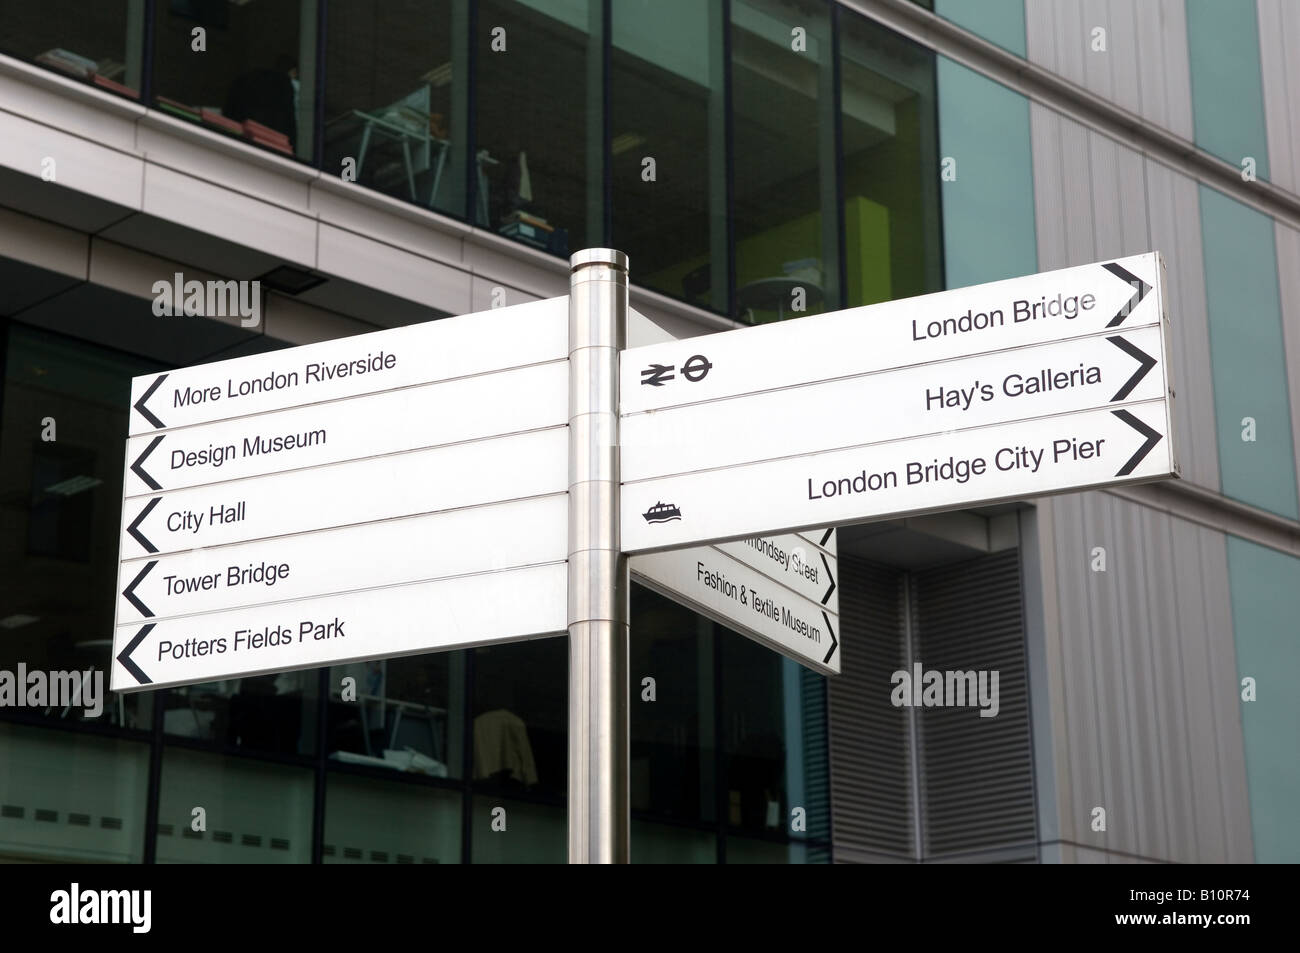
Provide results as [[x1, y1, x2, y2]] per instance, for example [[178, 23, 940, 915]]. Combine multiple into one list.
[[1199, 185, 1298, 518], [1185, 0, 1269, 179], [1226, 536, 1300, 863], [934, 0, 1027, 58], [936, 57, 1037, 288]]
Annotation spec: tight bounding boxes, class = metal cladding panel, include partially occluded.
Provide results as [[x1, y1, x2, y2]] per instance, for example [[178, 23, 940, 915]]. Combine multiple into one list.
[[912, 550, 1038, 860], [1044, 491, 1253, 862], [1144, 159, 1220, 491], [1028, 102, 1221, 489], [1257, 0, 1300, 195], [1278, 223, 1300, 501], [827, 558, 912, 861], [1025, 0, 1195, 140]]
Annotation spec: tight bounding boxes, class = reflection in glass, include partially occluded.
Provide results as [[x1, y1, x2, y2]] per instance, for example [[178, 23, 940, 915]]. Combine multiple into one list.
[[162, 670, 319, 756], [0, 326, 159, 732], [471, 639, 565, 797], [630, 583, 716, 824], [473, 0, 597, 257], [731, 0, 838, 323], [0, 0, 142, 97], [151, 0, 313, 160], [323, 0, 468, 216], [840, 9, 941, 306], [326, 652, 463, 779], [470, 797, 563, 863], [611, 0, 727, 312]]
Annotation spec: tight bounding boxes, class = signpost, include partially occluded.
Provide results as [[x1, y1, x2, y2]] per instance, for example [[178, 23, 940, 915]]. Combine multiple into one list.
[[111, 298, 571, 692], [620, 252, 1175, 553], [111, 248, 1177, 864]]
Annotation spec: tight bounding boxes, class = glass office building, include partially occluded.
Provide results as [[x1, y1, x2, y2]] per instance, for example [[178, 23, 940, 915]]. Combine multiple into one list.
[[0, 0, 1297, 863]]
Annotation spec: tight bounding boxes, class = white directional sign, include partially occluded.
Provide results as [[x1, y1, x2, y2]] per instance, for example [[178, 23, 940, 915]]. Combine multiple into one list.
[[112, 298, 571, 692], [621, 253, 1176, 553], [631, 529, 841, 674]]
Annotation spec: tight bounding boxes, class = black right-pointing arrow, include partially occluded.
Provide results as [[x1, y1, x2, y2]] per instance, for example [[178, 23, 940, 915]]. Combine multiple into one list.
[[1101, 262, 1151, 327], [128, 498, 161, 554], [130, 435, 164, 491], [122, 560, 157, 618], [117, 624, 153, 685], [1108, 335, 1157, 401], [1113, 409, 1162, 476], [134, 374, 167, 429], [821, 611, 838, 666], [819, 552, 837, 606]]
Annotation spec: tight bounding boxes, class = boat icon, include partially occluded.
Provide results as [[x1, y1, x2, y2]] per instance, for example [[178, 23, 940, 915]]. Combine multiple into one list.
[[643, 501, 682, 523]]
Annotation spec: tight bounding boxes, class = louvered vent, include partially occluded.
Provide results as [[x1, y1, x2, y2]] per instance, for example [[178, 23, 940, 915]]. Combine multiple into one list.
[[912, 549, 1037, 860], [828, 556, 912, 860]]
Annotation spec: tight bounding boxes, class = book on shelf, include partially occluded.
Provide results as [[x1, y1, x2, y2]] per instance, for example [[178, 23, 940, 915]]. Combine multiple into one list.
[[92, 74, 138, 99], [35, 48, 98, 78], [242, 120, 291, 149], [501, 209, 554, 232], [199, 109, 243, 135], [155, 96, 200, 120]]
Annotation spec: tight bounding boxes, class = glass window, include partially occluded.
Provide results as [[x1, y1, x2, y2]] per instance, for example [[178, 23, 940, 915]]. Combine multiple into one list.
[[631, 820, 715, 863], [323, 773, 461, 864], [470, 796, 564, 862], [720, 628, 830, 846], [155, 746, 313, 862], [161, 670, 320, 757], [0, 0, 143, 98], [473, 0, 598, 257], [326, 651, 464, 779], [471, 638, 565, 799], [1199, 185, 1299, 518], [629, 584, 716, 826], [839, 8, 942, 307], [731, 0, 838, 323], [151, 0, 316, 161], [0, 723, 148, 862], [933, 0, 1027, 58], [725, 835, 829, 863], [611, 0, 727, 312], [322, 0, 468, 217], [936, 57, 1036, 288], [1226, 537, 1300, 863], [1185, 0, 1270, 179], [0, 325, 158, 732]]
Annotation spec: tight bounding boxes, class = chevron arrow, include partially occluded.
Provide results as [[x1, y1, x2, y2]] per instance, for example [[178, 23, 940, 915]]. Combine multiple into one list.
[[1112, 409, 1163, 476], [122, 560, 157, 618], [127, 498, 161, 554], [117, 624, 153, 685], [819, 528, 833, 547], [821, 611, 838, 665], [820, 552, 836, 606], [134, 374, 167, 430], [1101, 262, 1151, 327], [130, 435, 164, 491], [1107, 335, 1158, 401]]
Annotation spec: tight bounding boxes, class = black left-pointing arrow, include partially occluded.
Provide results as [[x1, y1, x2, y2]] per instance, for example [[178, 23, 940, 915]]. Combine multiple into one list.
[[131, 435, 164, 491], [128, 498, 161, 553], [134, 374, 167, 429], [1101, 262, 1151, 328], [1113, 409, 1162, 476], [123, 560, 157, 618], [821, 611, 838, 666], [820, 552, 837, 606], [1108, 335, 1157, 401], [117, 624, 153, 685]]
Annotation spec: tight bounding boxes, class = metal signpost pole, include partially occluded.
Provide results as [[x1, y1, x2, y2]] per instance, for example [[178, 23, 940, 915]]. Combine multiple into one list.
[[566, 249, 630, 864]]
